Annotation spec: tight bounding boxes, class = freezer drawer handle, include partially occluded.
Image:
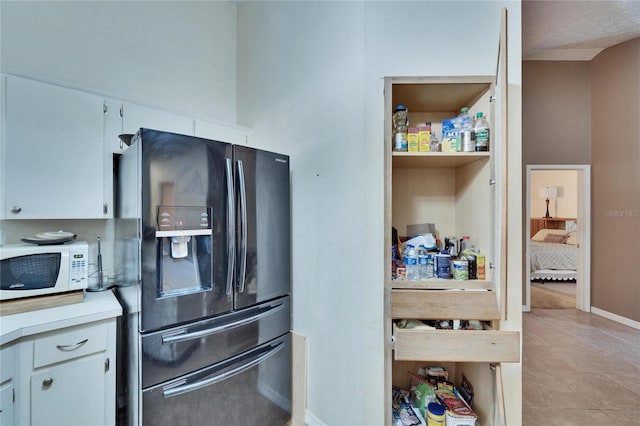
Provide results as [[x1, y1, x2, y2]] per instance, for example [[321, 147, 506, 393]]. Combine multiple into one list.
[[161, 301, 285, 344], [237, 159, 248, 293], [161, 341, 284, 399], [225, 158, 235, 296]]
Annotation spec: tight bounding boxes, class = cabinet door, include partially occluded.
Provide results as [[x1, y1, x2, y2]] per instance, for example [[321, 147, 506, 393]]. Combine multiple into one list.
[[0, 382, 15, 426], [30, 354, 105, 426], [194, 119, 251, 145], [102, 99, 125, 219], [3, 75, 105, 219], [122, 102, 194, 136]]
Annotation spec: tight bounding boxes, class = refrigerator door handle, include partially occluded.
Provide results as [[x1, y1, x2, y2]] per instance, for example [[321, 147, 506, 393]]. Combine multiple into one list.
[[161, 341, 284, 398], [225, 158, 235, 296], [161, 301, 285, 344], [237, 159, 248, 294]]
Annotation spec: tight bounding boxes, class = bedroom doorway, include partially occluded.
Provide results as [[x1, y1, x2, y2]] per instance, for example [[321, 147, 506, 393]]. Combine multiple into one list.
[[524, 165, 591, 312]]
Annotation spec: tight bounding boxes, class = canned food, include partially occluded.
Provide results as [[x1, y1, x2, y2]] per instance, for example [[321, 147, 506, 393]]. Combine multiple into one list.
[[452, 259, 469, 280], [435, 253, 450, 279]]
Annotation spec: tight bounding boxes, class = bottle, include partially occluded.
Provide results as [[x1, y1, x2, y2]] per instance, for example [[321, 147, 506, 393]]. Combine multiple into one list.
[[458, 107, 474, 152], [403, 244, 419, 281], [418, 245, 428, 279], [474, 111, 490, 151], [392, 104, 409, 152], [459, 235, 471, 256], [429, 131, 440, 152]]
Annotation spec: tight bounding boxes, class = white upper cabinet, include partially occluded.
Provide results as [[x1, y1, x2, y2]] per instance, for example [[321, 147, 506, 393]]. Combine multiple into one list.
[[121, 102, 194, 137], [2, 75, 106, 219], [1, 74, 252, 220], [194, 119, 252, 146]]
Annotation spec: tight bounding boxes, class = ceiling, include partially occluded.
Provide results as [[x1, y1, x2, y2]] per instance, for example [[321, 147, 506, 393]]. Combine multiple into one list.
[[523, 0, 640, 60]]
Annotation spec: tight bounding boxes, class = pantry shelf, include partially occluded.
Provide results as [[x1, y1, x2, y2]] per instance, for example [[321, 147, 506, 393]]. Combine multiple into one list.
[[391, 288, 499, 320], [392, 151, 490, 168], [393, 325, 520, 363], [389, 279, 493, 290]]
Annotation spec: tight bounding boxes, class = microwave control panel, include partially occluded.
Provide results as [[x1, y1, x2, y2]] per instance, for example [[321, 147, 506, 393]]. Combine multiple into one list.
[[69, 248, 89, 289]]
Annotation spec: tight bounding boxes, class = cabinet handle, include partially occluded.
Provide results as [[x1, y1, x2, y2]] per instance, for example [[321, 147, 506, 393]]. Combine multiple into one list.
[[42, 378, 54, 388], [10, 206, 21, 214], [56, 338, 88, 351]]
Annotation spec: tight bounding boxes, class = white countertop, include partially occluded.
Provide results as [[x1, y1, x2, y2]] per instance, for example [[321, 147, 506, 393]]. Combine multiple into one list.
[[1, 290, 122, 346]]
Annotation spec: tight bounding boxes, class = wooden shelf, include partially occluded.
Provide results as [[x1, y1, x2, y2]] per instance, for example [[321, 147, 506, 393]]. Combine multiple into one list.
[[390, 279, 493, 290], [391, 289, 499, 320], [393, 325, 520, 363], [392, 151, 490, 168]]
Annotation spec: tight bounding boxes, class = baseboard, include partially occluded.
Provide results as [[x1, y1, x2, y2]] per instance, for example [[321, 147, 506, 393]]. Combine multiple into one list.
[[522, 304, 531, 312], [591, 306, 640, 330], [306, 411, 327, 426]]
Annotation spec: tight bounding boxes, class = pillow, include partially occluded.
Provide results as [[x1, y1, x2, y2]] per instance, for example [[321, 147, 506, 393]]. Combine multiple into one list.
[[531, 228, 567, 242], [543, 232, 569, 244], [565, 231, 577, 245]]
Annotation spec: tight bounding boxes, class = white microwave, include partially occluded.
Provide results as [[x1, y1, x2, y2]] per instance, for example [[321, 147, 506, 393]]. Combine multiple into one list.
[[0, 241, 89, 301]]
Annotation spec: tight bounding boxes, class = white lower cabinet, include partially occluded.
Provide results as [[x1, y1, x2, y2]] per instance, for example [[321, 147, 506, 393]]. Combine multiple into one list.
[[0, 344, 16, 426], [12, 319, 116, 426], [30, 354, 106, 426]]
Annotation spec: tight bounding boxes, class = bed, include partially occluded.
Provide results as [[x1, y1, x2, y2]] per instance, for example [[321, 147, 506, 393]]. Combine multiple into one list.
[[530, 229, 578, 281]]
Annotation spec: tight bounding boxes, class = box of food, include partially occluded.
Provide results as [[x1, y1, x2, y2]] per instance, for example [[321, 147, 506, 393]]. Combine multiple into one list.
[[435, 389, 477, 426], [407, 128, 419, 152], [418, 124, 431, 152], [441, 118, 458, 152]]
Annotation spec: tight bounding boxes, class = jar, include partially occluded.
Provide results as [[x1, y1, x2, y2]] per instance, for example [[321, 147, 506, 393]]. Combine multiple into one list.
[[427, 402, 446, 426]]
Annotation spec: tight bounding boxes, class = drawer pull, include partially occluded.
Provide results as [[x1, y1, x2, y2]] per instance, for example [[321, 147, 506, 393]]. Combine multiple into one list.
[[42, 378, 54, 388], [56, 338, 88, 351]]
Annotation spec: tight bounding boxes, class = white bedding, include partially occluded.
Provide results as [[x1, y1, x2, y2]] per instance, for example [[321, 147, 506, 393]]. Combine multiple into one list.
[[530, 240, 577, 280]]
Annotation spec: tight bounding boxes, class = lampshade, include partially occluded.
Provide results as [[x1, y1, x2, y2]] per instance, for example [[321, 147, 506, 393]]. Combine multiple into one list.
[[538, 187, 558, 199]]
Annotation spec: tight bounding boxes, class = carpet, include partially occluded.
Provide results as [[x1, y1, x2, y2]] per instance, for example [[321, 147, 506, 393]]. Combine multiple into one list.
[[530, 283, 576, 309]]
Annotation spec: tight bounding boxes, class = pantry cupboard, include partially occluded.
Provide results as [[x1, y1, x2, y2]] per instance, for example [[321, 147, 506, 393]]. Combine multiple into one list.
[[384, 10, 519, 425]]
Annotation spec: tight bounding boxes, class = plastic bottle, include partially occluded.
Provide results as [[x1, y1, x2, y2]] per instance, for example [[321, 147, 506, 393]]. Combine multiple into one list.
[[403, 244, 419, 281], [474, 111, 490, 151], [418, 245, 428, 280], [392, 104, 409, 152], [458, 107, 474, 152], [459, 235, 471, 255], [429, 131, 440, 152]]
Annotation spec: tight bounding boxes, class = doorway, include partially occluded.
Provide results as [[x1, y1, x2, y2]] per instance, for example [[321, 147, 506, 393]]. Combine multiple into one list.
[[524, 164, 591, 312]]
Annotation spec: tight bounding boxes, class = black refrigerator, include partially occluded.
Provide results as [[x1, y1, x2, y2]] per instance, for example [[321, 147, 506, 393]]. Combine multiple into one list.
[[115, 129, 291, 425]]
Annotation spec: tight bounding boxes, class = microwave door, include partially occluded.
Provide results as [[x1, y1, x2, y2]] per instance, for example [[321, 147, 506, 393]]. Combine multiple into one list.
[[138, 130, 233, 332]]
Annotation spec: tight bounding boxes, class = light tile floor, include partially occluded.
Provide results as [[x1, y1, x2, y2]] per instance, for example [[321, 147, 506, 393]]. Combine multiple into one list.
[[523, 308, 640, 426]]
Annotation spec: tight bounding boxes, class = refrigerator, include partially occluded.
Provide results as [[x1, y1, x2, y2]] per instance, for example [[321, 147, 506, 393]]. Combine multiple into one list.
[[114, 128, 291, 426]]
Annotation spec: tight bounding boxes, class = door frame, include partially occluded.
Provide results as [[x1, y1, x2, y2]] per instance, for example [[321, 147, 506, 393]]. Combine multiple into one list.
[[524, 164, 591, 312]]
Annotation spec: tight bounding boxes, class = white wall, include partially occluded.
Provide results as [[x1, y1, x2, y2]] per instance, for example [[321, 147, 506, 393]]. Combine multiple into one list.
[[0, 1, 238, 278], [530, 170, 578, 218], [237, 2, 522, 425], [0, 0, 237, 123]]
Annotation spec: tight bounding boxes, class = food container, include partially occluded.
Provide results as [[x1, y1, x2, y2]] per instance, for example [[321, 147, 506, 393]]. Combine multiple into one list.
[[427, 402, 445, 426], [452, 259, 468, 280]]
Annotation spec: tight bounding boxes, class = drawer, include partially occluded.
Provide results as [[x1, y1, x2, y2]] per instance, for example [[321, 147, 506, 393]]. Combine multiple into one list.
[[393, 323, 520, 363], [33, 322, 108, 368], [142, 296, 290, 388], [1, 344, 15, 383], [391, 289, 500, 320]]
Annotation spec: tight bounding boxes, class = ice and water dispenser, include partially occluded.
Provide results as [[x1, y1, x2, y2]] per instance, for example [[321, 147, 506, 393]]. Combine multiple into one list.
[[155, 205, 212, 297]]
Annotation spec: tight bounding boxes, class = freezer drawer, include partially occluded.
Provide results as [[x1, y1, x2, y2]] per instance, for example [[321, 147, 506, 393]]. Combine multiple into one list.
[[142, 333, 291, 426], [141, 296, 290, 388]]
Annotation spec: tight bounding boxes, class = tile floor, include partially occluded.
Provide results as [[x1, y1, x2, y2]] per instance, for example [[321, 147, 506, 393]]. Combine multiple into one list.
[[523, 308, 640, 425]]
